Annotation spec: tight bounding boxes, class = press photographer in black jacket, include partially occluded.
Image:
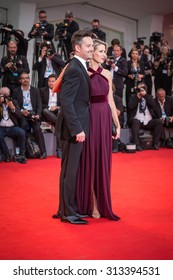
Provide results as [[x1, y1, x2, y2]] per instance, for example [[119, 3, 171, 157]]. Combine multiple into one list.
[[0, 41, 30, 94], [0, 87, 26, 163]]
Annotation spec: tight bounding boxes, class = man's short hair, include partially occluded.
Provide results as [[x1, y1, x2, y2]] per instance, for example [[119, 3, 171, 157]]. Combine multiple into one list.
[[48, 74, 57, 80], [71, 29, 92, 50], [39, 10, 46, 14], [65, 11, 73, 18], [92, 19, 100, 24]]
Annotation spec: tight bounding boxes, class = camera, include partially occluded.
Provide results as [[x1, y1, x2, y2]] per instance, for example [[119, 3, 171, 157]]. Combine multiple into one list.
[[0, 94, 12, 103], [165, 117, 170, 127], [135, 87, 145, 94], [8, 61, 17, 72], [150, 32, 163, 44], [34, 22, 47, 37], [46, 48, 54, 56], [134, 37, 146, 49], [0, 23, 13, 45], [149, 32, 164, 57], [107, 56, 115, 65], [55, 19, 69, 38]]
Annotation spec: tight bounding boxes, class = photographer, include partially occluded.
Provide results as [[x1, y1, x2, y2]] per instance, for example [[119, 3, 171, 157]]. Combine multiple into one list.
[[28, 10, 55, 59], [0, 40, 30, 94], [153, 45, 173, 95], [140, 46, 153, 96], [13, 73, 47, 159], [91, 19, 106, 42], [106, 44, 128, 99], [154, 88, 173, 146], [0, 87, 27, 163], [33, 42, 65, 88], [127, 82, 163, 151], [55, 11, 79, 59], [0, 25, 28, 56]]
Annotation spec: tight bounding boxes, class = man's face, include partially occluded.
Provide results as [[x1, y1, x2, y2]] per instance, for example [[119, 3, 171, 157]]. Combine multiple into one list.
[[157, 91, 166, 103], [75, 37, 93, 61], [113, 46, 122, 58], [20, 74, 30, 86], [48, 77, 56, 89], [8, 42, 17, 56], [92, 22, 99, 30], [39, 12, 47, 23], [65, 16, 73, 23]]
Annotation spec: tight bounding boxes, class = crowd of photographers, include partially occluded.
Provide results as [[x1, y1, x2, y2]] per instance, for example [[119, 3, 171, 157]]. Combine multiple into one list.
[[0, 10, 173, 163]]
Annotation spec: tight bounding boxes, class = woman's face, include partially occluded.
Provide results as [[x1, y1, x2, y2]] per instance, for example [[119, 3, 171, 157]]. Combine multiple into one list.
[[93, 44, 107, 63], [131, 50, 139, 60]]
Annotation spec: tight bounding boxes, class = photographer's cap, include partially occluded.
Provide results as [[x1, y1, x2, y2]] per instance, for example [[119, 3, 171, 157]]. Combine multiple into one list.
[[65, 11, 73, 18]]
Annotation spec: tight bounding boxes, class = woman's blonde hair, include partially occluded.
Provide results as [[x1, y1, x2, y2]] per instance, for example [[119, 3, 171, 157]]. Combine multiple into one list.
[[93, 39, 108, 52]]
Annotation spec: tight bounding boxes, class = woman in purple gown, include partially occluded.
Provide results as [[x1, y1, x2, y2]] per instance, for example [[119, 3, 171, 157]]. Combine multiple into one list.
[[76, 39, 121, 221]]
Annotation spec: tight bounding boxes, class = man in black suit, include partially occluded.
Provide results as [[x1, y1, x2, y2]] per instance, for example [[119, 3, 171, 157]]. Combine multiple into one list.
[[154, 88, 173, 121], [107, 38, 127, 59], [40, 74, 62, 158], [91, 19, 106, 42], [0, 87, 26, 163], [127, 82, 163, 151], [13, 72, 47, 159], [1, 41, 30, 94], [33, 42, 65, 88], [57, 11, 79, 59], [28, 10, 55, 59], [52, 30, 93, 224], [109, 45, 128, 99], [154, 88, 173, 144]]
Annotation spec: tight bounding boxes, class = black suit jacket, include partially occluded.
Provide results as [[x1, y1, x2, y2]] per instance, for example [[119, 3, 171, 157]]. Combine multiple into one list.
[[154, 96, 173, 118], [1, 55, 30, 90], [33, 54, 65, 88], [40, 87, 60, 109], [28, 22, 54, 41], [0, 100, 22, 126], [55, 57, 90, 140], [64, 20, 79, 55], [127, 94, 157, 126], [12, 86, 42, 116], [112, 57, 128, 90]]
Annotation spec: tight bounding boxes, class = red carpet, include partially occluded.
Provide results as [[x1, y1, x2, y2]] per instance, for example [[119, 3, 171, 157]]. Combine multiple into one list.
[[0, 149, 173, 260]]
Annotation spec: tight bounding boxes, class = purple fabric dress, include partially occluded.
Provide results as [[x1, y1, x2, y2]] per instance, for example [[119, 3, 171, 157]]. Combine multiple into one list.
[[76, 67, 120, 220]]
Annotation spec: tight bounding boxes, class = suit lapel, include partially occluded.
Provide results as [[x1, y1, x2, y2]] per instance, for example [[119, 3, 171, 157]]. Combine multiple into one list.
[[73, 57, 90, 86]]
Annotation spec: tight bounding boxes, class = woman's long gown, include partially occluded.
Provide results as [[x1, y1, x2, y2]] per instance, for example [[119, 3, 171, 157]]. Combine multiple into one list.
[[76, 67, 120, 221]]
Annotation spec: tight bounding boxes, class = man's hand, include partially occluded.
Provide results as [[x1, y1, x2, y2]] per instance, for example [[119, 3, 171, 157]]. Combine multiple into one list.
[[50, 106, 59, 111], [76, 131, 85, 142], [40, 48, 47, 59], [6, 100, 15, 110], [22, 110, 30, 117]]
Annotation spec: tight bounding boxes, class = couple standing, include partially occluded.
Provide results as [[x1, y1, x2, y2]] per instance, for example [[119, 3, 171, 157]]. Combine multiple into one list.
[[52, 30, 121, 224]]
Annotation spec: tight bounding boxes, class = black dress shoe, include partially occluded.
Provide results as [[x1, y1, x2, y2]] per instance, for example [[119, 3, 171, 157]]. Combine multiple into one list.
[[112, 147, 119, 153], [60, 216, 88, 225], [40, 152, 47, 159], [4, 153, 11, 162], [152, 144, 159, 150], [76, 213, 89, 218], [13, 154, 27, 164], [56, 148, 62, 158], [52, 211, 60, 219], [136, 145, 143, 151]]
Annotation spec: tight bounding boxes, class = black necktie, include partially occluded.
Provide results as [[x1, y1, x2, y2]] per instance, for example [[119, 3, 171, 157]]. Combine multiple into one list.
[[86, 62, 89, 69], [139, 98, 146, 114]]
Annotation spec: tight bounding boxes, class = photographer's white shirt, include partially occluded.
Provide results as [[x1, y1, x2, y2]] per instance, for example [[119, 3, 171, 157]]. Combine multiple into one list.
[[21, 86, 33, 111], [0, 105, 14, 127]]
